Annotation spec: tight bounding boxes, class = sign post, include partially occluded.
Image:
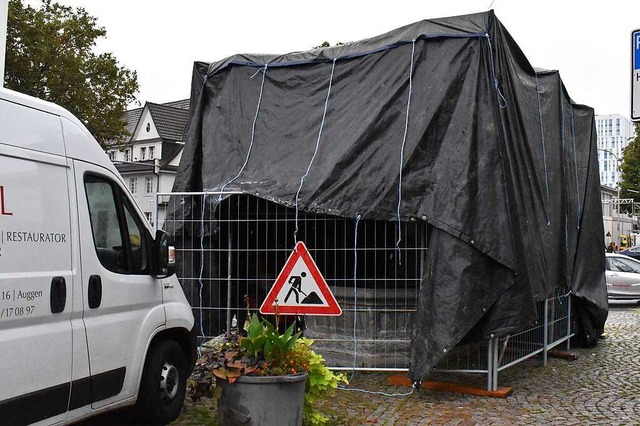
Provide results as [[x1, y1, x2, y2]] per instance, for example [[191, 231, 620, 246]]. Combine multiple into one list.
[[0, 0, 8, 88], [633, 29, 640, 121]]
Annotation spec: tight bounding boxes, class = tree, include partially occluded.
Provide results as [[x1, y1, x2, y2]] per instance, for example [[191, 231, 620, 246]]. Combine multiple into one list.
[[4, 0, 138, 146], [619, 123, 640, 214]]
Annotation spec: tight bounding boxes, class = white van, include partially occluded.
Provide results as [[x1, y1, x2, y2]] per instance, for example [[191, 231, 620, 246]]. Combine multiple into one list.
[[0, 87, 196, 425]]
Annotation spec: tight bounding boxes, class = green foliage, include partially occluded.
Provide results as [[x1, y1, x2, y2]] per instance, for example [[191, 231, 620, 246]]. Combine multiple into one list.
[[292, 338, 348, 425], [313, 41, 348, 49], [187, 314, 347, 425], [240, 313, 301, 362], [5, 0, 138, 146], [620, 123, 640, 214]]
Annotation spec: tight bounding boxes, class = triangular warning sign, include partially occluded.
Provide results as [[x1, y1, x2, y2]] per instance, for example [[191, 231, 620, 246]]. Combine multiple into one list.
[[260, 241, 342, 316]]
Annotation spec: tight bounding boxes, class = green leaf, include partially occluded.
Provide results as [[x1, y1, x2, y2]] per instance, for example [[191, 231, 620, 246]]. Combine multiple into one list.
[[263, 339, 274, 360]]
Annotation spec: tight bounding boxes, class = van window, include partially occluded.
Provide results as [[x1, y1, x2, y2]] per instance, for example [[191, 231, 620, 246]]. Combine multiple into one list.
[[85, 175, 148, 274]]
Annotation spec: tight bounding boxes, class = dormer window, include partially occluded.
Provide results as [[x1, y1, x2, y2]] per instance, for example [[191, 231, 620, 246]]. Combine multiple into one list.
[[124, 149, 131, 162], [149, 146, 155, 160], [140, 147, 147, 160], [146, 123, 151, 132]]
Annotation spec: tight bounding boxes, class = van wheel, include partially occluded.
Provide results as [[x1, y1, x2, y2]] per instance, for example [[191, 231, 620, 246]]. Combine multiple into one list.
[[135, 340, 187, 424]]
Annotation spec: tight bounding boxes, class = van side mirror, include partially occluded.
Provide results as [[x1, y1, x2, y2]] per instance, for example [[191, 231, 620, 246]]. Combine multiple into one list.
[[153, 230, 176, 278]]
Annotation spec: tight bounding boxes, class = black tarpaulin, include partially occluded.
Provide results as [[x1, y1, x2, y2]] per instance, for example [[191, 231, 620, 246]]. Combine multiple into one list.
[[172, 10, 608, 381]]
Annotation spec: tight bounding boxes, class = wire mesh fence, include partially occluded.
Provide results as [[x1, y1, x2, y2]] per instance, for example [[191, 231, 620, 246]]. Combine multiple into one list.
[[434, 290, 573, 390], [158, 192, 573, 390]]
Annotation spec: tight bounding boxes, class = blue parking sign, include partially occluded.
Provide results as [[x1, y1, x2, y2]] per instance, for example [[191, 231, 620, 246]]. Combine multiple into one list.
[[634, 30, 640, 121], [635, 30, 640, 70]]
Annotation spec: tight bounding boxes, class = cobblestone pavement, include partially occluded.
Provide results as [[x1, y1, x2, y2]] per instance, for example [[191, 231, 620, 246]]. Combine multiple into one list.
[[170, 303, 640, 425], [86, 304, 640, 425]]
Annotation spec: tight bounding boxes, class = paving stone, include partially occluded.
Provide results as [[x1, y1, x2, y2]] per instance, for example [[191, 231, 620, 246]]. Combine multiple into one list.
[[166, 305, 640, 425]]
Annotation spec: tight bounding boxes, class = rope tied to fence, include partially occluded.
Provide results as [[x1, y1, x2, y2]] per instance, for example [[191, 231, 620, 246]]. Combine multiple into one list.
[[338, 213, 420, 397], [338, 382, 418, 397], [346, 214, 362, 384], [294, 58, 337, 247], [197, 193, 208, 357], [218, 64, 268, 201], [395, 40, 416, 265]]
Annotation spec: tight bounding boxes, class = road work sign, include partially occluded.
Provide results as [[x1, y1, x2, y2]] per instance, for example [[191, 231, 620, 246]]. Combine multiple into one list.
[[633, 29, 640, 121], [259, 241, 342, 316]]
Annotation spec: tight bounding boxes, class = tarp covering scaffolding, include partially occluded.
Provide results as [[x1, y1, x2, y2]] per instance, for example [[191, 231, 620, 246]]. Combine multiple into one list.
[[171, 10, 608, 381]]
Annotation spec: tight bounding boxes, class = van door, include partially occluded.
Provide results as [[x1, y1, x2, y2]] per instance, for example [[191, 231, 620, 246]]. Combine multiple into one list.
[[0, 147, 72, 424], [73, 162, 165, 409]]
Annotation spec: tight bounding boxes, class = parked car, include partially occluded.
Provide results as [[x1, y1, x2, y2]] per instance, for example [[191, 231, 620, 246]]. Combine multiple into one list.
[[605, 253, 640, 301], [618, 246, 640, 260]]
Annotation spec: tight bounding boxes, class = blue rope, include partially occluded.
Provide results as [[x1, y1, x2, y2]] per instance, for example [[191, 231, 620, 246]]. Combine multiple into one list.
[[210, 32, 492, 78], [294, 59, 337, 246], [396, 40, 416, 265], [197, 194, 207, 357], [218, 65, 268, 200], [570, 108, 581, 229], [485, 34, 507, 109], [535, 72, 551, 225], [561, 99, 570, 253], [347, 214, 362, 383]]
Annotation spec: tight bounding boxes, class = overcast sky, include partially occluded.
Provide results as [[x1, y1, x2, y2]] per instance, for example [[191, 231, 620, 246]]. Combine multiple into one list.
[[30, 0, 640, 118]]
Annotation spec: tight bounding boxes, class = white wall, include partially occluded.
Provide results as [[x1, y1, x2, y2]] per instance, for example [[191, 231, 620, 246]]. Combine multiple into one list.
[[132, 108, 159, 141], [126, 172, 156, 216], [132, 141, 161, 162]]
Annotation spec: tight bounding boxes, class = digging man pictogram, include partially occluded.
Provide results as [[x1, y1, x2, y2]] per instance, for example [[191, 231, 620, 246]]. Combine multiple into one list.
[[284, 272, 322, 304]]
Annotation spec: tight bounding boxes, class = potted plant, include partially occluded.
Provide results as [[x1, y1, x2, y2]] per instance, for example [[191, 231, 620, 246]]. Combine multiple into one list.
[[188, 302, 347, 425]]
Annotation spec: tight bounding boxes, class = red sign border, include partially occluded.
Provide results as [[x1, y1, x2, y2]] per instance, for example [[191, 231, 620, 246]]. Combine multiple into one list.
[[259, 241, 342, 316]]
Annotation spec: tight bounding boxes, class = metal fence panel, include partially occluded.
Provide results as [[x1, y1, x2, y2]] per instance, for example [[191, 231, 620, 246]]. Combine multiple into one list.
[[158, 192, 573, 389]]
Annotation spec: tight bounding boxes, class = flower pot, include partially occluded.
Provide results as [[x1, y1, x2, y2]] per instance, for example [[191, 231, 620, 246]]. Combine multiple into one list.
[[217, 372, 308, 426]]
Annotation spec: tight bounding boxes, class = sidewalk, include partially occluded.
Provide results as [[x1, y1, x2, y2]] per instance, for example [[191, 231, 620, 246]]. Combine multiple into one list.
[[172, 304, 640, 425]]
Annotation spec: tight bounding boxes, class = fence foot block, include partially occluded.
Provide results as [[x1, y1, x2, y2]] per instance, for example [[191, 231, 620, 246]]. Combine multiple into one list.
[[547, 350, 579, 361], [388, 375, 513, 398]]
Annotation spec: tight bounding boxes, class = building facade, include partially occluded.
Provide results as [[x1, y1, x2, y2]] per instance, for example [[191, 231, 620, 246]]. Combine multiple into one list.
[[105, 100, 189, 228], [595, 114, 635, 188], [601, 184, 639, 249]]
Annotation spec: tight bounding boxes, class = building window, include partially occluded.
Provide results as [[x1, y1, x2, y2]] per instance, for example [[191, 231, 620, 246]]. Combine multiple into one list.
[[149, 146, 155, 160], [130, 177, 138, 194], [145, 176, 154, 194], [140, 147, 147, 160], [124, 149, 131, 162], [145, 212, 153, 223]]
